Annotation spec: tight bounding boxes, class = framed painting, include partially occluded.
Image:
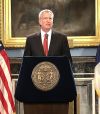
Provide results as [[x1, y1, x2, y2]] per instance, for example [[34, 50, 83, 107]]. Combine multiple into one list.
[[0, 0, 100, 48]]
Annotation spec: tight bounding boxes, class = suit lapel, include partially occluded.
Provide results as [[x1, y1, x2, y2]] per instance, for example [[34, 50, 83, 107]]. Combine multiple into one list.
[[37, 33, 45, 55], [48, 31, 56, 56]]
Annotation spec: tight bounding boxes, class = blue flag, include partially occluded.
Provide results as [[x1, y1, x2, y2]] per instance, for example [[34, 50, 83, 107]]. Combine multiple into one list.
[[96, 45, 100, 64]]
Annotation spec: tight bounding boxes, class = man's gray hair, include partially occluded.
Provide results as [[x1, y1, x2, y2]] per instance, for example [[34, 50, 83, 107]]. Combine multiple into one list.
[[39, 9, 54, 19]]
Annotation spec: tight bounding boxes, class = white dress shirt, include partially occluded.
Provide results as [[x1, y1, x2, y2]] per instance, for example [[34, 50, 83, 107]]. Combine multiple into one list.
[[41, 29, 52, 50]]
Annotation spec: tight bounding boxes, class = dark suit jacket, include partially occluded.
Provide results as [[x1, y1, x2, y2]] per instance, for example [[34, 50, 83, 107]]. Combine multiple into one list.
[[24, 31, 72, 63]]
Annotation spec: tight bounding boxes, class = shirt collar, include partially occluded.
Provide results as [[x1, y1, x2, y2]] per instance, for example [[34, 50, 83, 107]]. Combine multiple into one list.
[[41, 29, 52, 37]]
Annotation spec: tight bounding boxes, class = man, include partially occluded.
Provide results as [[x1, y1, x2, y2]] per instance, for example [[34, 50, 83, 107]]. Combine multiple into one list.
[[22, 9, 74, 114], [24, 9, 72, 64]]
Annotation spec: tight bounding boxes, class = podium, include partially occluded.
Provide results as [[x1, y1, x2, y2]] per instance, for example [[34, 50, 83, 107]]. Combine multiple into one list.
[[15, 56, 77, 114]]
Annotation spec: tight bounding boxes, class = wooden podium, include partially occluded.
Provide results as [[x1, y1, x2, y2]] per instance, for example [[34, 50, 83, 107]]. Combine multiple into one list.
[[15, 56, 77, 114], [24, 103, 69, 114]]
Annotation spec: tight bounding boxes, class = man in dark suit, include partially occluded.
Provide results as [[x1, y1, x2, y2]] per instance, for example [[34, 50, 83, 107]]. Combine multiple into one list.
[[24, 9, 72, 63], [23, 9, 73, 114]]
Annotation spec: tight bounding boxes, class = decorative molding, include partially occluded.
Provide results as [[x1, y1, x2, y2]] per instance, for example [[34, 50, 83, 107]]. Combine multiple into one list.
[[10, 57, 96, 77]]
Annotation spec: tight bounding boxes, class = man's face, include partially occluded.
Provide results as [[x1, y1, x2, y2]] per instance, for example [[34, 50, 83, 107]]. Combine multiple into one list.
[[39, 12, 53, 32]]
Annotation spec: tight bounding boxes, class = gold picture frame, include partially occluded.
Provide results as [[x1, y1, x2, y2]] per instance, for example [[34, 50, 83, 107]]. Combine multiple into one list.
[[0, 0, 100, 48]]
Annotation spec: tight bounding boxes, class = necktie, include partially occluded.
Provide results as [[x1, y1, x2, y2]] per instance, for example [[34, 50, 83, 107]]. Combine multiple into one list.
[[43, 33, 48, 56]]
